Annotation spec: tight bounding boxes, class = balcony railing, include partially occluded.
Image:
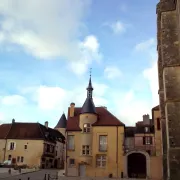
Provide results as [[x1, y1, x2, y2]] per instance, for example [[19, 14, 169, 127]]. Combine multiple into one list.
[[123, 145, 156, 156]]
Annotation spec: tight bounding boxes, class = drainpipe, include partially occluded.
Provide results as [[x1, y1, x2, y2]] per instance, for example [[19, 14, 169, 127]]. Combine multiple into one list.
[[3, 139, 7, 161], [116, 126, 118, 178]]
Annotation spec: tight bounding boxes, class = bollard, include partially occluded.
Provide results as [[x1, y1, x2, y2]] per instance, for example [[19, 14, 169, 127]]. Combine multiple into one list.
[[48, 174, 50, 180], [44, 174, 47, 180], [27, 178, 30, 180], [8, 168, 11, 174]]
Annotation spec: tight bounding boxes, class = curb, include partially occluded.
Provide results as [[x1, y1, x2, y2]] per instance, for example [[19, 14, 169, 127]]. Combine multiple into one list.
[[0, 170, 40, 179]]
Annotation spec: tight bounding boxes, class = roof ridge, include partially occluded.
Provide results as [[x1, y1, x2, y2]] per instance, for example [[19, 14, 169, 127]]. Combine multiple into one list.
[[104, 108, 124, 125]]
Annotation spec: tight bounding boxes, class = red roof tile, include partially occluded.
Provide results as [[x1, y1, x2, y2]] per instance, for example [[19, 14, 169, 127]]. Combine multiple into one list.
[[0, 122, 65, 143], [0, 124, 12, 139], [66, 107, 124, 131], [6, 123, 45, 139]]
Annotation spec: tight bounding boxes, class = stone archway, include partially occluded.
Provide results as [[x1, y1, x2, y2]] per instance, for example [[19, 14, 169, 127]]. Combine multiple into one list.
[[123, 151, 150, 178]]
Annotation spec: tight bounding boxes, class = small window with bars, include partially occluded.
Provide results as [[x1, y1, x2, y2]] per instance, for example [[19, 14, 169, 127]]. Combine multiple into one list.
[[83, 123, 91, 133], [96, 155, 106, 168], [82, 145, 90, 155], [143, 136, 153, 145]]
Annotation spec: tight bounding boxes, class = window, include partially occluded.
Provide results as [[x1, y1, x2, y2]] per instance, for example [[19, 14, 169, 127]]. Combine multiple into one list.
[[24, 145, 27, 149], [17, 156, 20, 162], [83, 123, 91, 133], [9, 142, 15, 150], [157, 118, 161, 130], [144, 127, 149, 133], [69, 159, 75, 166], [96, 155, 106, 168], [82, 145, 90, 155], [67, 135, 75, 150], [21, 156, 24, 162], [143, 136, 152, 145], [8, 155, 11, 160], [99, 135, 107, 151]]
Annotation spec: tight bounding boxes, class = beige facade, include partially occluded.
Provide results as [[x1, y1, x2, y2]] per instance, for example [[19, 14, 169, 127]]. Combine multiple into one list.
[[66, 126, 124, 178], [4, 139, 44, 167], [0, 139, 6, 163]]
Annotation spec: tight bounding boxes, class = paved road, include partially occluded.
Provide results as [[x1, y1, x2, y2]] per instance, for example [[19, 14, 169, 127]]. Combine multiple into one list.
[[0, 170, 59, 180]]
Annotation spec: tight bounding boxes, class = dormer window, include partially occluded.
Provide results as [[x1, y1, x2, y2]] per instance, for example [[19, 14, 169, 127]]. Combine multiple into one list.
[[83, 123, 91, 133], [145, 127, 149, 133]]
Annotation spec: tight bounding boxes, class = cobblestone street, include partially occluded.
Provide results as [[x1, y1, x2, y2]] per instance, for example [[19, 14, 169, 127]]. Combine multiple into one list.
[[0, 169, 160, 180]]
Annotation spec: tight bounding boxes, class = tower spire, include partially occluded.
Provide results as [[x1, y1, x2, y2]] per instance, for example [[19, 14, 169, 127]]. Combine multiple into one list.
[[81, 68, 96, 114], [87, 68, 93, 98]]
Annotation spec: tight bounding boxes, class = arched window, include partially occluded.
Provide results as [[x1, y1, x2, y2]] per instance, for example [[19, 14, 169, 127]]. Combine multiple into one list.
[[83, 123, 91, 133]]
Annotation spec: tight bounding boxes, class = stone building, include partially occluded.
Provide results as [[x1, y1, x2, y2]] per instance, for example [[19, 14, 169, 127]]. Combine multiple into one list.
[[124, 106, 163, 179], [0, 120, 65, 169], [157, 0, 180, 179], [64, 76, 163, 179]]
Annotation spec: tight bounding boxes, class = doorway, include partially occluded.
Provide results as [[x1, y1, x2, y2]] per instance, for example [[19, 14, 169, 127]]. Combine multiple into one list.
[[127, 153, 146, 178], [79, 164, 86, 177]]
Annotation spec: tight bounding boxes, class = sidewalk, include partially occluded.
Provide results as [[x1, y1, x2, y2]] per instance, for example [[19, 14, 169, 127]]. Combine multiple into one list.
[[0, 168, 39, 179]]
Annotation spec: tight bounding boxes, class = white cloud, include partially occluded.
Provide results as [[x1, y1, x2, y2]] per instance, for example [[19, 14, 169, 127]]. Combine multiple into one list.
[[69, 35, 102, 75], [103, 20, 126, 34], [1, 95, 27, 106], [111, 21, 126, 34], [0, 0, 101, 75], [104, 66, 122, 79], [135, 38, 155, 51], [143, 61, 159, 106]]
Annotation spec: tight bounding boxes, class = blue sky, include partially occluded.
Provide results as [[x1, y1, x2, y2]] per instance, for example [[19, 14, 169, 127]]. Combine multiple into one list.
[[0, 0, 159, 127]]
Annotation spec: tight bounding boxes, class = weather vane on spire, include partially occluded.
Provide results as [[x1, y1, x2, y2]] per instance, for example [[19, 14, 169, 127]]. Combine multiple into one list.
[[89, 68, 92, 77]]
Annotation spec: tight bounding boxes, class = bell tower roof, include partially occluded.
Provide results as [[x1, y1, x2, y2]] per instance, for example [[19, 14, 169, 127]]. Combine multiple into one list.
[[55, 113, 67, 128], [81, 69, 96, 114]]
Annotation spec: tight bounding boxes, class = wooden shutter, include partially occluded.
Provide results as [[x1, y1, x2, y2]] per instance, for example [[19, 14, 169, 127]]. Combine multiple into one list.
[[143, 137, 145, 145]]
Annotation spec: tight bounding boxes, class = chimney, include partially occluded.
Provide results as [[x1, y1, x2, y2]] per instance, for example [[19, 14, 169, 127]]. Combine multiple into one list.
[[143, 114, 150, 125], [12, 119, 15, 124], [70, 102, 75, 117], [45, 121, 48, 128]]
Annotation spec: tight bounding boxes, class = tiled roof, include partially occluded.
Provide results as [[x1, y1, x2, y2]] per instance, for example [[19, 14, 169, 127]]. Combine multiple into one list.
[[66, 107, 124, 131], [0, 124, 12, 139], [152, 105, 159, 111], [0, 122, 65, 143]]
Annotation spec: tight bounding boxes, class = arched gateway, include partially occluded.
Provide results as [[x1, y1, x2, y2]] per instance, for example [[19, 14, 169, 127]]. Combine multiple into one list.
[[124, 151, 150, 179]]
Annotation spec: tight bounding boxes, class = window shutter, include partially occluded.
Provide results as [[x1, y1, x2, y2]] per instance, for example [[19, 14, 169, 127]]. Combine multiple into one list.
[[14, 143, 16, 150], [143, 137, 145, 145]]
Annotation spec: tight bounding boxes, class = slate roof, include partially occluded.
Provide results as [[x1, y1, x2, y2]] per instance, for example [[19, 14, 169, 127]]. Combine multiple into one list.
[[81, 98, 97, 114], [81, 77, 96, 114], [55, 113, 67, 128], [0, 122, 65, 143], [66, 107, 124, 131]]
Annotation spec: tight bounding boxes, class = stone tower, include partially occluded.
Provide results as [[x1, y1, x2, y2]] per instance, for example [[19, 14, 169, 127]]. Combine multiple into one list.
[[55, 113, 67, 136], [157, 0, 180, 179], [79, 75, 97, 164]]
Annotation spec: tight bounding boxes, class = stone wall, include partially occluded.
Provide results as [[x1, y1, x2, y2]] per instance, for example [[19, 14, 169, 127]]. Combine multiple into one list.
[[157, 0, 180, 179]]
